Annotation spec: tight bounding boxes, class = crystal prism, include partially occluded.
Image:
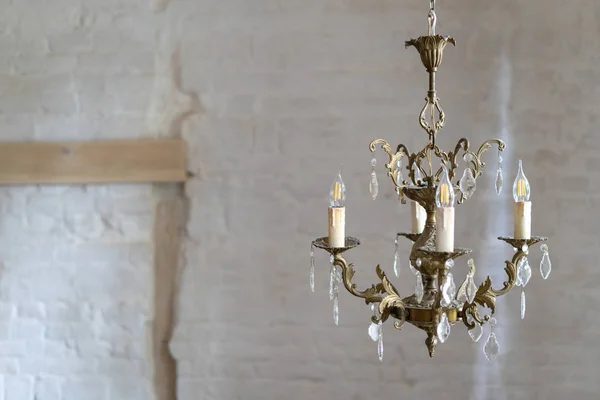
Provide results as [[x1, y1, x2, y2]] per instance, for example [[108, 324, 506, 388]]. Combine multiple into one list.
[[495, 167, 503, 195], [484, 332, 500, 361], [540, 249, 551, 280], [329, 254, 334, 264], [518, 257, 532, 287], [393, 238, 400, 278], [310, 261, 315, 293], [415, 272, 424, 303], [468, 323, 483, 342], [329, 265, 336, 300], [441, 273, 456, 307], [369, 171, 379, 200], [437, 313, 451, 344], [377, 322, 384, 361], [521, 290, 526, 320], [466, 274, 477, 303], [333, 293, 339, 326], [413, 162, 424, 185], [395, 160, 403, 185], [459, 168, 477, 199], [368, 322, 379, 342]]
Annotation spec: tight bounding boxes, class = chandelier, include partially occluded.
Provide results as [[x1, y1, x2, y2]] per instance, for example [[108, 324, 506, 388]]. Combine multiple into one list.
[[309, 0, 552, 360]]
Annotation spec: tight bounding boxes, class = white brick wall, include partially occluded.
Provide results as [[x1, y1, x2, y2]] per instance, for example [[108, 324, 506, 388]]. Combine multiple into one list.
[[1, 0, 599, 399]]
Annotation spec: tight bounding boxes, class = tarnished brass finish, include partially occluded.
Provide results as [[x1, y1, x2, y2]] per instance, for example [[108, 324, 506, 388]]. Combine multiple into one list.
[[311, 2, 548, 357]]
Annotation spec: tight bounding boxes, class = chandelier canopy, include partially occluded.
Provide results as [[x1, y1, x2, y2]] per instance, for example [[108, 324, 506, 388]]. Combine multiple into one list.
[[310, 0, 551, 360]]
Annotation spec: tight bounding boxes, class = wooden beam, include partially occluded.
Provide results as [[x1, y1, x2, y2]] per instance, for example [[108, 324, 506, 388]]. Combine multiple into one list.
[[0, 140, 188, 185]]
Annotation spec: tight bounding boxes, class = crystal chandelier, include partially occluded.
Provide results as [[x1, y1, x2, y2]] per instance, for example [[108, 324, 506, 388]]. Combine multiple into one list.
[[309, 1, 552, 360]]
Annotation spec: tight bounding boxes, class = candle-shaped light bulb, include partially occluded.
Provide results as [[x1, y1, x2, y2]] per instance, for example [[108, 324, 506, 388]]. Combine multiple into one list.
[[512, 160, 530, 202], [329, 170, 346, 207], [435, 165, 455, 252], [328, 169, 346, 248], [436, 165, 455, 208]]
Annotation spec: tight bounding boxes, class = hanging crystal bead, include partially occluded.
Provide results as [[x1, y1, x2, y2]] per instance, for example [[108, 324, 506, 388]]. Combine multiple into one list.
[[467, 315, 483, 342], [441, 273, 456, 307], [437, 313, 451, 344], [370, 158, 378, 200], [495, 154, 503, 195], [459, 168, 477, 200], [540, 244, 551, 279], [409, 262, 417, 274], [445, 259, 454, 269], [517, 257, 532, 288], [329, 265, 337, 300], [368, 322, 379, 342], [395, 160, 403, 185], [329, 254, 334, 264], [416, 258, 422, 267], [521, 290, 526, 320], [393, 237, 400, 278], [413, 162, 424, 185], [369, 304, 379, 341], [377, 322, 384, 361], [309, 245, 315, 293], [466, 274, 477, 303], [415, 272, 424, 304], [522, 244, 529, 253], [484, 318, 500, 361], [333, 292, 339, 326]]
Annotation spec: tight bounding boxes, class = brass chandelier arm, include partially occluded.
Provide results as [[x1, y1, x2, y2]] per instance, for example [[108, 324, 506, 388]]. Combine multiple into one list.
[[332, 254, 407, 328]]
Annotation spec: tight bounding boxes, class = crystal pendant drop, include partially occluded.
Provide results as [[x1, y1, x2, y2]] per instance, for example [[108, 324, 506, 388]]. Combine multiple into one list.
[[415, 272, 424, 304], [393, 237, 400, 278], [370, 171, 379, 200], [540, 244, 551, 279], [459, 168, 477, 199], [310, 246, 315, 293], [456, 281, 467, 303], [333, 293, 339, 326], [437, 313, 451, 344], [409, 262, 417, 274], [521, 290, 526, 320], [518, 257, 532, 287], [329, 265, 336, 300], [370, 158, 378, 200], [368, 322, 379, 342], [495, 154, 503, 195], [377, 322, 384, 361], [413, 162, 424, 185], [484, 332, 500, 361], [484, 318, 500, 361], [466, 274, 477, 304], [395, 160, 403, 185], [469, 325, 483, 342], [329, 254, 334, 264], [441, 273, 456, 307]]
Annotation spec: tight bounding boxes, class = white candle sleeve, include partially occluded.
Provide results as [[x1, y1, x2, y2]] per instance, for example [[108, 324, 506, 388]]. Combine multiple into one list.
[[514, 201, 531, 239], [411, 202, 427, 234], [435, 207, 455, 252], [328, 207, 346, 248]]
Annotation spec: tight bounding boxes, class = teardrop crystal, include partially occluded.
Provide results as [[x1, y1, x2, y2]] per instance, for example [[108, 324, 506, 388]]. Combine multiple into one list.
[[459, 168, 477, 200], [395, 160, 403, 185], [495, 167, 503, 195], [437, 313, 451, 344], [369, 171, 379, 200], [368, 322, 379, 342], [415, 272, 424, 304], [521, 290, 526, 320], [518, 257, 532, 287], [540, 251, 551, 280], [333, 293, 339, 326], [310, 261, 315, 293], [413, 162, 424, 185], [456, 281, 467, 303], [377, 322, 384, 361], [329, 265, 336, 300], [393, 238, 400, 278], [441, 273, 456, 307], [466, 274, 477, 304], [469, 324, 483, 343], [484, 332, 500, 361]]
